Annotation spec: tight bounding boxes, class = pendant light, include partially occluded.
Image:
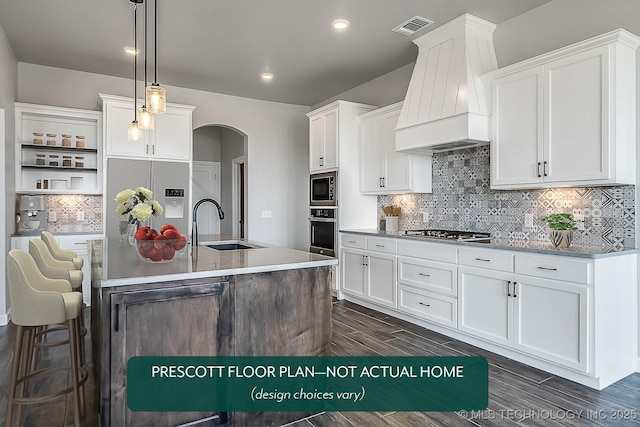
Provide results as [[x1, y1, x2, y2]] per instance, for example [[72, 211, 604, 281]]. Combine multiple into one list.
[[146, 0, 167, 114], [127, 0, 143, 141], [137, 0, 154, 130]]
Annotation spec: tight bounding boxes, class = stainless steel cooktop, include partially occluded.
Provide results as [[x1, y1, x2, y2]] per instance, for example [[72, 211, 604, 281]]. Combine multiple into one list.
[[404, 229, 491, 243]]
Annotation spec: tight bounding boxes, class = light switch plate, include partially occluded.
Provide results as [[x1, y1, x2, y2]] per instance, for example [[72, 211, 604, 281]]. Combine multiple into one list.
[[76, 211, 84, 221], [49, 210, 57, 222], [261, 210, 272, 218], [574, 213, 585, 230], [524, 213, 534, 228], [422, 212, 429, 223]]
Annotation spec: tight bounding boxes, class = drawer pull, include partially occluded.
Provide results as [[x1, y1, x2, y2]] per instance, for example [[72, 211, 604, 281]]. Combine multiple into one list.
[[375, 244, 385, 248], [348, 241, 357, 244], [474, 257, 491, 262], [418, 302, 431, 307], [537, 266, 558, 271], [418, 273, 430, 277]]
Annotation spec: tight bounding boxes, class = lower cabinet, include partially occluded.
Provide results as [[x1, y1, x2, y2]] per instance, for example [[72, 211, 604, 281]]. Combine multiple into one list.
[[339, 232, 636, 389], [341, 247, 396, 309]]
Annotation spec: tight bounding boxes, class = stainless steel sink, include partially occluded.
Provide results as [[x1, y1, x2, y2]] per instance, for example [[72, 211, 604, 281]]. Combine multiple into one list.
[[202, 240, 263, 251]]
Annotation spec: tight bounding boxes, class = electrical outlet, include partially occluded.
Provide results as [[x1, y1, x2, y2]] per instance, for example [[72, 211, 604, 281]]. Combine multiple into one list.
[[422, 211, 429, 223], [49, 210, 57, 222], [76, 211, 84, 221], [574, 213, 585, 230], [261, 210, 272, 218], [524, 213, 534, 228]]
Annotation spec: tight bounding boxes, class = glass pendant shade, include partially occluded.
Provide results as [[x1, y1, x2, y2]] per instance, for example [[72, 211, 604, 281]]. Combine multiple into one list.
[[146, 84, 166, 114], [128, 121, 142, 141], [138, 106, 155, 130]]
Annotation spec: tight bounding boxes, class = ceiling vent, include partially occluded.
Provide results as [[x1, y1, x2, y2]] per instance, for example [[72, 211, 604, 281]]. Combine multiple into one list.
[[392, 16, 433, 36]]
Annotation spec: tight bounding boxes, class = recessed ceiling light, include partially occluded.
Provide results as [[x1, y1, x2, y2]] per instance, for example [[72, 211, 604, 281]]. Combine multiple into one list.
[[261, 72, 274, 81], [332, 19, 350, 31], [124, 47, 140, 55]]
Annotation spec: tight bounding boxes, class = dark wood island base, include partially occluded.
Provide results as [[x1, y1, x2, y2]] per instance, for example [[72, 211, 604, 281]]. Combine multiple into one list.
[[92, 264, 333, 427]]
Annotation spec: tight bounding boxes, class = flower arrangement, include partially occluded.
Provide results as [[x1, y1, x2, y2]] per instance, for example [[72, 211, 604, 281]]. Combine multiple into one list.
[[115, 186, 164, 226]]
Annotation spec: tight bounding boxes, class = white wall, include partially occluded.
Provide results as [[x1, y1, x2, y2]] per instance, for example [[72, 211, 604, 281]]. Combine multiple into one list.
[[0, 21, 17, 325], [193, 126, 221, 162], [219, 128, 245, 235], [17, 63, 310, 251]]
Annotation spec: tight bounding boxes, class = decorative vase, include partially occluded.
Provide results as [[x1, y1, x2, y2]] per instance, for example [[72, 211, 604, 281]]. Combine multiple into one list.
[[549, 230, 573, 249], [127, 222, 139, 246]]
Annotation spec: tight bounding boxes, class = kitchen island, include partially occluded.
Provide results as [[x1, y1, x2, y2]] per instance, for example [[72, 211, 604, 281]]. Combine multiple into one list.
[[90, 235, 337, 427]]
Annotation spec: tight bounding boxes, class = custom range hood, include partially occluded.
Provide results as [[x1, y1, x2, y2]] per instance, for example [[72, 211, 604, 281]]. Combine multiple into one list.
[[395, 14, 498, 154]]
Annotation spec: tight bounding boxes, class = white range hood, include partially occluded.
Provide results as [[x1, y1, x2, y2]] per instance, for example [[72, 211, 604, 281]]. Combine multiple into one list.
[[395, 14, 498, 154]]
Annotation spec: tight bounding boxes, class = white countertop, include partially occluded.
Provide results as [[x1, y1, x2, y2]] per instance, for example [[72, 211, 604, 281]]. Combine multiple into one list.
[[90, 235, 337, 288]]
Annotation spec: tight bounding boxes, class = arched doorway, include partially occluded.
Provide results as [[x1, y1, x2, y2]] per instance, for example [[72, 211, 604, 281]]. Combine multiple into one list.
[[192, 125, 248, 238]]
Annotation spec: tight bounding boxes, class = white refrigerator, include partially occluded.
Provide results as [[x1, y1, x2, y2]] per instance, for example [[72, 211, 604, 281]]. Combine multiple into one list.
[[106, 158, 190, 237]]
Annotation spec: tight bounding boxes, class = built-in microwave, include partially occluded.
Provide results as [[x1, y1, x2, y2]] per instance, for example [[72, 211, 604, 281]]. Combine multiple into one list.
[[310, 171, 337, 206]]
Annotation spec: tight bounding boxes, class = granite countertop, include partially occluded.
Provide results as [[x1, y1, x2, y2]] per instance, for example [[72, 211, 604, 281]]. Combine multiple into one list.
[[340, 229, 639, 259], [90, 234, 337, 288]]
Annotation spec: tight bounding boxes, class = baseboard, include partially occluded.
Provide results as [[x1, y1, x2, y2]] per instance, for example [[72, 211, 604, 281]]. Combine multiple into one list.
[[0, 309, 9, 326]]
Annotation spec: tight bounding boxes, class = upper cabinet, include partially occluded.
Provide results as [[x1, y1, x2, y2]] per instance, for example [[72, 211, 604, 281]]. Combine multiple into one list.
[[100, 94, 195, 162], [307, 101, 376, 173], [484, 30, 640, 189], [15, 103, 102, 194], [359, 102, 432, 194]]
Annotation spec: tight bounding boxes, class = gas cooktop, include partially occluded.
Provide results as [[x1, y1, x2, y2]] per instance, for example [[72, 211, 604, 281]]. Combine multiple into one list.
[[404, 229, 492, 243]]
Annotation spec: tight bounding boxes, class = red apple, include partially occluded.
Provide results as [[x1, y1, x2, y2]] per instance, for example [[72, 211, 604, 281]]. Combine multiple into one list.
[[138, 241, 154, 257], [162, 245, 175, 260], [175, 235, 187, 251], [150, 228, 159, 239], [147, 246, 163, 262], [163, 228, 181, 241], [152, 234, 167, 249], [160, 224, 178, 235], [135, 226, 153, 241]]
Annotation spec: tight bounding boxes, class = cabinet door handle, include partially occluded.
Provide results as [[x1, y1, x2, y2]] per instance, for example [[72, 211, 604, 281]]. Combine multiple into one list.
[[507, 280, 512, 297], [418, 302, 431, 307], [537, 162, 542, 178], [146, 144, 149, 154], [152, 145, 155, 155], [418, 272, 430, 277], [379, 177, 383, 188], [114, 303, 120, 332], [362, 255, 366, 266], [537, 266, 558, 271], [543, 161, 548, 177], [474, 257, 491, 262], [513, 282, 518, 298], [319, 156, 324, 166], [382, 177, 385, 187]]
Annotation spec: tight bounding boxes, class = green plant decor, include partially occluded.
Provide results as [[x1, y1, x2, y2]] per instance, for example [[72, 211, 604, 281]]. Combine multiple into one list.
[[540, 213, 580, 231]]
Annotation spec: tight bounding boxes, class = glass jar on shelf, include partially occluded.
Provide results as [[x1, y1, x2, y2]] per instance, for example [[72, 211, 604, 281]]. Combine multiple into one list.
[[62, 155, 72, 167], [61, 134, 72, 147], [35, 153, 46, 166], [75, 135, 85, 148], [48, 154, 59, 167], [75, 156, 85, 168]]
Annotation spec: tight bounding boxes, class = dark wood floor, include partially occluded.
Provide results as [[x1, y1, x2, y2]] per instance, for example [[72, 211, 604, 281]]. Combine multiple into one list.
[[0, 301, 638, 426]]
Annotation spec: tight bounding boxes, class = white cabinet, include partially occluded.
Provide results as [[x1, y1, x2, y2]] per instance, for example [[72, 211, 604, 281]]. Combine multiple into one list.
[[100, 94, 195, 162], [458, 248, 590, 372], [15, 103, 102, 195], [359, 102, 432, 194], [309, 108, 337, 171], [486, 30, 640, 189], [513, 274, 588, 372], [340, 234, 396, 309], [307, 101, 376, 173]]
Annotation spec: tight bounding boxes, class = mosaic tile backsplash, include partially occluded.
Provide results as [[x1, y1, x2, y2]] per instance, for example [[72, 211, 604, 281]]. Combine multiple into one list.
[[378, 146, 635, 248], [43, 194, 103, 233]]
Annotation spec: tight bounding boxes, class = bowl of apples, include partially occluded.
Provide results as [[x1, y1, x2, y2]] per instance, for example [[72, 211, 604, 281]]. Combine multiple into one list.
[[134, 224, 188, 263]]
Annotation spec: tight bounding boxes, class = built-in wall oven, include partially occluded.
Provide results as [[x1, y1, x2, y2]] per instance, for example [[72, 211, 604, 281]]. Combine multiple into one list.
[[309, 208, 336, 257], [310, 171, 337, 207]]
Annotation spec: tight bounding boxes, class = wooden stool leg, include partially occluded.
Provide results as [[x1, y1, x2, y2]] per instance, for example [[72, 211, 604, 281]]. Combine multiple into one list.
[[5, 325, 24, 427], [74, 316, 86, 417], [68, 318, 81, 427], [14, 326, 35, 425]]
